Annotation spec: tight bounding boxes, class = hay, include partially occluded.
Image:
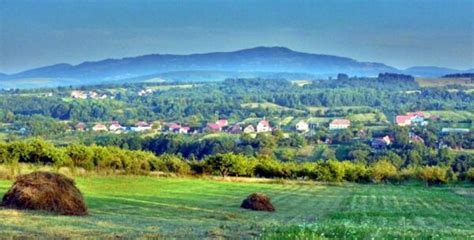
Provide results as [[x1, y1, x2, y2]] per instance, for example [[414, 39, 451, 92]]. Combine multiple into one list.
[[1, 171, 88, 216], [240, 193, 275, 212]]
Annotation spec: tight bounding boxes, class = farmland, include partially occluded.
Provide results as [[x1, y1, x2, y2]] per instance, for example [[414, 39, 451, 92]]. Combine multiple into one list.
[[0, 176, 472, 239]]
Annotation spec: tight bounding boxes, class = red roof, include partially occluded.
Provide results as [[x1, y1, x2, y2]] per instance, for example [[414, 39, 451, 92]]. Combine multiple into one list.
[[259, 119, 270, 127], [396, 115, 412, 125], [207, 123, 221, 130], [330, 119, 351, 125], [216, 119, 228, 127], [168, 123, 181, 130], [136, 121, 150, 127]]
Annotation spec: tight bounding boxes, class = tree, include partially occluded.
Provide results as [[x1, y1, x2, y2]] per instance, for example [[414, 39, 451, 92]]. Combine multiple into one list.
[[371, 160, 398, 183], [204, 153, 254, 177], [419, 166, 448, 186]]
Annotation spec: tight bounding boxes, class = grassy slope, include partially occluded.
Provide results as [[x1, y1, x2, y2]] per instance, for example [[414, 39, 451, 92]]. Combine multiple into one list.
[[0, 176, 472, 239]]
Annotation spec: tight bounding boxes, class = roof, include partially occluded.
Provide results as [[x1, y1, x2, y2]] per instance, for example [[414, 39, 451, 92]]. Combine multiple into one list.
[[330, 119, 351, 125], [110, 122, 122, 128], [207, 123, 221, 130], [396, 115, 412, 124], [168, 123, 181, 129], [258, 119, 270, 127], [136, 121, 150, 127], [216, 119, 228, 127], [93, 124, 107, 129]]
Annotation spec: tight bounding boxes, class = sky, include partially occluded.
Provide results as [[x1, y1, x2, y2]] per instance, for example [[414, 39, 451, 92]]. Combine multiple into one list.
[[0, 0, 473, 74]]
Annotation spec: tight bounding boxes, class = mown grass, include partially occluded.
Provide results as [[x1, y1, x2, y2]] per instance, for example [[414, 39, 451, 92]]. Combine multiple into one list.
[[0, 176, 472, 239]]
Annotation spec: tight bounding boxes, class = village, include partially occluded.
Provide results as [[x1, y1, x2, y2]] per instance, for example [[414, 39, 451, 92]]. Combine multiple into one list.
[[68, 110, 471, 151]]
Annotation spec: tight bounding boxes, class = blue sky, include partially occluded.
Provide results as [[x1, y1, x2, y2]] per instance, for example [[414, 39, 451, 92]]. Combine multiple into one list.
[[0, 0, 473, 73]]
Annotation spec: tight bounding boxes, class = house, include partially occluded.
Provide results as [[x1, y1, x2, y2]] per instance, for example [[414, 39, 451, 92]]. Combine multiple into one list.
[[295, 120, 309, 132], [92, 123, 108, 132], [138, 89, 154, 96], [256, 119, 271, 133], [395, 115, 413, 126], [75, 122, 87, 131], [372, 135, 392, 149], [132, 121, 152, 132], [216, 119, 229, 128], [396, 112, 428, 126], [71, 90, 87, 99], [179, 126, 190, 134], [109, 121, 125, 132], [229, 124, 242, 134], [243, 125, 255, 133], [411, 115, 428, 126], [206, 123, 222, 132], [168, 123, 181, 132], [329, 119, 351, 130]]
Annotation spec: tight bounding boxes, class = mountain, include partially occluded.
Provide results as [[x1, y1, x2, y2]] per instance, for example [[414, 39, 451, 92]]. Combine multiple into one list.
[[403, 66, 464, 77], [1, 46, 471, 88], [1, 47, 395, 85]]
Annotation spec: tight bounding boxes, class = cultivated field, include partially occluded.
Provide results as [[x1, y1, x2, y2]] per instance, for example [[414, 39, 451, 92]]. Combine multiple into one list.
[[0, 176, 472, 239], [416, 77, 474, 88]]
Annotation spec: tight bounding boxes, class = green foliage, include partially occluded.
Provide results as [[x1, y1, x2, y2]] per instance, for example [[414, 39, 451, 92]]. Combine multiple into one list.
[[419, 166, 448, 185], [370, 160, 398, 183]]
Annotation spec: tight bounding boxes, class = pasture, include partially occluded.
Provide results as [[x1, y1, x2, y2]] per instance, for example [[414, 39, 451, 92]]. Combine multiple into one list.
[[0, 176, 472, 239], [416, 77, 474, 88]]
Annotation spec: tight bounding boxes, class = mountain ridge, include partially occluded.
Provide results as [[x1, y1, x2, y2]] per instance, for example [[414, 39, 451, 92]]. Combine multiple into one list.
[[1, 47, 472, 88]]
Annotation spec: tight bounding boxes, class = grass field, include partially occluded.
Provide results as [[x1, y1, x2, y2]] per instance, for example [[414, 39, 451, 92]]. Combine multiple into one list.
[[416, 77, 474, 88], [241, 102, 305, 113], [0, 176, 472, 239], [425, 110, 474, 122]]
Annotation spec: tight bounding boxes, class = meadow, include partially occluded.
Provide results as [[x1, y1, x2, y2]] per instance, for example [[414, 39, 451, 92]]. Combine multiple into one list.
[[0, 176, 472, 239]]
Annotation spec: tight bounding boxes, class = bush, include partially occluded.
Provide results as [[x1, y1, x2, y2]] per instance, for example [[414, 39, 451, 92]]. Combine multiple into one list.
[[370, 160, 398, 183], [314, 160, 345, 182], [419, 166, 448, 186], [204, 153, 255, 177], [467, 168, 474, 182], [156, 154, 191, 175], [342, 161, 370, 183]]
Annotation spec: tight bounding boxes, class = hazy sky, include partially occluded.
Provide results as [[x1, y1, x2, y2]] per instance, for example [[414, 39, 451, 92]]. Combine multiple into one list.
[[1, 0, 473, 73]]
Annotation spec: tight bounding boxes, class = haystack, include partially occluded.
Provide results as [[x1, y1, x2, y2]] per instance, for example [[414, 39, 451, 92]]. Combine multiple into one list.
[[240, 193, 275, 212], [1, 171, 88, 216]]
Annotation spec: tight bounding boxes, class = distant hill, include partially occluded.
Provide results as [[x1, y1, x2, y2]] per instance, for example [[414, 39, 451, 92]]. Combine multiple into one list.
[[0, 46, 472, 88], [403, 66, 465, 77]]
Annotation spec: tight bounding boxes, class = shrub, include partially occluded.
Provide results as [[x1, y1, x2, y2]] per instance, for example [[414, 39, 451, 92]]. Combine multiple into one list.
[[467, 168, 474, 182], [370, 160, 398, 183], [66, 144, 94, 170], [419, 166, 448, 186], [204, 153, 254, 177], [342, 161, 370, 183], [156, 154, 191, 175]]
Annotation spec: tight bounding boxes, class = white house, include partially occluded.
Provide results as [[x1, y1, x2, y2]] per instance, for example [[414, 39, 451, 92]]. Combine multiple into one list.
[[243, 125, 255, 133], [329, 119, 351, 130], [257, 119, 272, 133], [92, 123, 108, 132], [131, 121, 152, 132], [295, 120, 309, 132], [109, 121, 125, 132]]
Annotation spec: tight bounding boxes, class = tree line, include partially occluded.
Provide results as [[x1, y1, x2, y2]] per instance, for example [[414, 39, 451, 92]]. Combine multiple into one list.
[[0, 138, 472, 185]]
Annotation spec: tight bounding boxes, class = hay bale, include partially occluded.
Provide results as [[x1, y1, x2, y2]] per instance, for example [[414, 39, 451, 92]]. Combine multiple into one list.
[[240, 193, 275, 212], [1, 171, 88, 216]]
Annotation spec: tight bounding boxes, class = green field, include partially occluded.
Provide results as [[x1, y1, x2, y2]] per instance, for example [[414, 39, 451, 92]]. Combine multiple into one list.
[[241, 102, 305, 113], [416, 77, 474, 88], [0, 176, 472, 238], [425, 110, 474, 122]]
